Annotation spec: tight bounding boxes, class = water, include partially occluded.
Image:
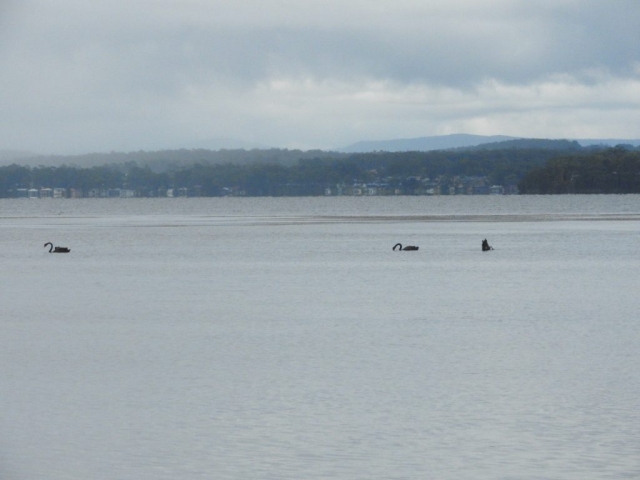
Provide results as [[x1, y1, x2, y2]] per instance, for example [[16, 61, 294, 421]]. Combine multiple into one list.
[[1, 196, 639, 479]]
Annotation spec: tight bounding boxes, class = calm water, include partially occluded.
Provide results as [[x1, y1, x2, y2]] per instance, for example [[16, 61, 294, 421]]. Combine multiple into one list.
[[1, 196, 639, 480]]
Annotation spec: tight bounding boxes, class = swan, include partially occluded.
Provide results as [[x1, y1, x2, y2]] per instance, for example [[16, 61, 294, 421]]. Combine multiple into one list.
[[44, 242, 70, 253], [482, 239, 493, 251], [393, 243, 419, 251]]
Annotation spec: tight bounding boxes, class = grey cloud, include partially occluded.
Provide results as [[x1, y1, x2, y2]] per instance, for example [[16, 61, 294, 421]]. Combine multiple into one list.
[[2, 1, 640, 153], [10, 1, 640, 89]]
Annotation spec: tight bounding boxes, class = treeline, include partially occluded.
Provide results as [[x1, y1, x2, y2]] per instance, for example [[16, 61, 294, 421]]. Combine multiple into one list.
[[3, 139, 593, 171], [8, 148, 342, 170], [518, 147, 640, 194], [2, 145, 637, 197], [458, 138, 583, 151], [0, 148, 567, 197], [335, 149, 559, 185]]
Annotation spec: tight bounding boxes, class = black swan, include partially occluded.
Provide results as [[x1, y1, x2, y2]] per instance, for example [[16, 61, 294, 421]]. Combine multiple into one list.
[[393, 243, 419, 251], [482, 239, 493, 251], [44, 242, 70, 253]]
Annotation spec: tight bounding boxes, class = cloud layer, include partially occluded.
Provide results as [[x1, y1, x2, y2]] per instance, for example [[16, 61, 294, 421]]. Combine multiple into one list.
[[2, 0, 640, 153]]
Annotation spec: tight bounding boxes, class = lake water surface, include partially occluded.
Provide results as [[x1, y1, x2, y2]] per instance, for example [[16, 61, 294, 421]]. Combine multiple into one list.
[[1, 196, 639, 479]]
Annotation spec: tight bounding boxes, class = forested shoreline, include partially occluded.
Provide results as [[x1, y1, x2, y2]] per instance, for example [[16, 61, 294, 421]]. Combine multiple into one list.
[[517, 147, 640, 194], [1, 144, 639, 197]]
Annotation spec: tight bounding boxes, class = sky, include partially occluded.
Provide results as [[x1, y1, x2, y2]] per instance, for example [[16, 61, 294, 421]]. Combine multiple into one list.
[[1, 0, 640, 154]]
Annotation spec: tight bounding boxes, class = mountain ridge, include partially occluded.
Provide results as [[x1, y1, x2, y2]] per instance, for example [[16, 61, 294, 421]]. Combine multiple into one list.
[[338, 134, 640, 153], [3, 135, 640, 168]]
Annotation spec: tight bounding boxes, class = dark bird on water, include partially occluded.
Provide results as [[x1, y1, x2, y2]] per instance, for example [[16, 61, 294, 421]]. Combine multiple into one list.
[[393, 243, 419, 251], [482, 239, 493, 251], [44, 242, 70, 253]]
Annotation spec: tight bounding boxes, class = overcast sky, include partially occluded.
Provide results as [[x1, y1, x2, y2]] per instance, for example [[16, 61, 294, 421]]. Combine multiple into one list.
[[1, 0, 640, 154]]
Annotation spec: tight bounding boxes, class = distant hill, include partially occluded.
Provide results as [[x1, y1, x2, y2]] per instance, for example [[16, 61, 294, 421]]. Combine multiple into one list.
[[338, 134, 518, 152], [339, 134, 640, 153], [458, 138, 582, 151], [0, 148, 345, 171], [4, 135, 640, 169], [576, 138, 640, 148]]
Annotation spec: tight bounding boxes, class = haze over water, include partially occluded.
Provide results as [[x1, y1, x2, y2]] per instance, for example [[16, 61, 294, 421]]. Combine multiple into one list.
[[1, 195, 639, 479]]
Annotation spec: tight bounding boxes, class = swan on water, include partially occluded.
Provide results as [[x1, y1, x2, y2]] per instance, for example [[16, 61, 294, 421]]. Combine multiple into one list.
[[393, 243, 419, 251], [44, 242, 70, 253]]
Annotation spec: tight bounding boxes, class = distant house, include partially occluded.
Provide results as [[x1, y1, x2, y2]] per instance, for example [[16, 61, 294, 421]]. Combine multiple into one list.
[[119, 189, 135, 198], [88, 188, 105, 198]]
